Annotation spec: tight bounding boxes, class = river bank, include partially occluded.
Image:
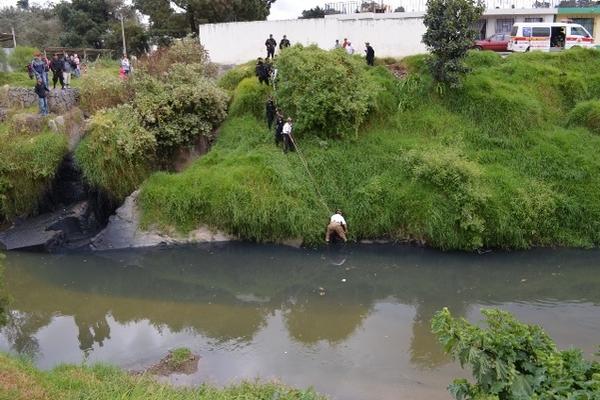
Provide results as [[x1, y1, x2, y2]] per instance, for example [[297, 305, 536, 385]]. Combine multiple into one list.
[[0, 353, 325, 400]]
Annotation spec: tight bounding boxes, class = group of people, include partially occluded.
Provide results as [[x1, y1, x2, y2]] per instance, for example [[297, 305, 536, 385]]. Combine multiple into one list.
[[265, 34, 291, 59], [335, 38, 376, 65], [30, 51, 81, 91], [266, 97, 295, 153], [255, 58, 276, 85], [30, 51, 83, 116]]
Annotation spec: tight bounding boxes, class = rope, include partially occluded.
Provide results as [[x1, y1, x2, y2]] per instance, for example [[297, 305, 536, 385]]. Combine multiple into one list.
[[287, 132, 332, 216]]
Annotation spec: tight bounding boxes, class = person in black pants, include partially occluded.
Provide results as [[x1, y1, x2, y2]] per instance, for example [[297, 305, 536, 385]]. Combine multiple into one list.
[[50, 54, 65, 90], [265, 34, 277, 59], [274, 111, 284, 146], [266, 97, 276, 129], [365, 42, 375, 66]]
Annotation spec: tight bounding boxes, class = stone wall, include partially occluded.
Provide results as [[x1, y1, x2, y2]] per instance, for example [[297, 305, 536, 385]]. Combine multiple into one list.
[[0, 86, 80, 115]]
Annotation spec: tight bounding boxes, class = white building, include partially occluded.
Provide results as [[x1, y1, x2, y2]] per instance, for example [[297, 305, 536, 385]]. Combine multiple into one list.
[[199, 9, 557, 65]]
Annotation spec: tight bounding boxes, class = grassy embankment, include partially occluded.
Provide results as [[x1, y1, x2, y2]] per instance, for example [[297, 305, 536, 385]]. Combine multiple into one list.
[[0, 60, 119, 224], [139, 48, 600, 250], [0, 353, 325, 400]]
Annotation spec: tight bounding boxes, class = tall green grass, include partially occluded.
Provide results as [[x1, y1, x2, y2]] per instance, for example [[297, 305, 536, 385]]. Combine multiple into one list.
[[0, 353, 326, 400], [0, 127, 68, 222], [139, 48, 600, 250]]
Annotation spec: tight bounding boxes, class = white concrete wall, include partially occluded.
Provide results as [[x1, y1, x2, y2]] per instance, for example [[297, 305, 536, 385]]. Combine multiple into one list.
[[199, 10, 557, 65], [199, 15, 427, 65]]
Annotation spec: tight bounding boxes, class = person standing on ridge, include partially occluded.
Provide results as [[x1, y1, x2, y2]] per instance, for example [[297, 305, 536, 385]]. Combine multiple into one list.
[[266, 97, 276, 129], [346, 42, 355, 55], [62, 53, 73, 89], [342, 38, 349, 48], [121, 54, 131, 76], [365, 42, 375, 66], [34, 78, 50, 116], [325, 209, 348, 243], [50, 54, 64, 90], [280, 35, 291, 50], [282, 117, 294, 153], [265, 34, 277, 59], [31, 52, 48, 88], [274, 110, 285, 146], [334, 39, 341, 49]]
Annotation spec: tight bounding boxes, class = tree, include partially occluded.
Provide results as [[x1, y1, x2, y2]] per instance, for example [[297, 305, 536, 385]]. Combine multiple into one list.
[[0, 6, 62, 49], [422, 0, 484, 87], [54, 0, 132, 49], [299, 6, 341, 19], [16, 0, 29, 10], [432, 308, 600, 399]]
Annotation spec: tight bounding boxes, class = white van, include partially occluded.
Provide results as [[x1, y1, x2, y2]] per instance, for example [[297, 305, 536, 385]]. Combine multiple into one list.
[[508, 22, 594, 52]]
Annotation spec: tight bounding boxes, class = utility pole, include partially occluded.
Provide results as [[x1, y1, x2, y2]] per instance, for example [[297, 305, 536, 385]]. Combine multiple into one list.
[[11, 26, 16, 48], [120, 14, 127, 56]]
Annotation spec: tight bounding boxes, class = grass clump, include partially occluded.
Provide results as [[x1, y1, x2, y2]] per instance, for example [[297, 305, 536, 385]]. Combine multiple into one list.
[[567, 100, 600, 134], [79, 73, 129, 114], [75, 105, 156, 202], [0, 124, 67, 223], [139, 47, 600, 250], [0, 353, 326, 400], [218, 61, 256, 91], [229, 77, 272, 119]]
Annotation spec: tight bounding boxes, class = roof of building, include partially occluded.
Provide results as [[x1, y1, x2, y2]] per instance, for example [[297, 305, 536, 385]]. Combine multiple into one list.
[[557, 6, 600, 14]]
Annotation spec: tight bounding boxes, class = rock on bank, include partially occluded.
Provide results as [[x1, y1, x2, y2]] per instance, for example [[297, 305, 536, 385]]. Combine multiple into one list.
[[90, 191, 234, 251]]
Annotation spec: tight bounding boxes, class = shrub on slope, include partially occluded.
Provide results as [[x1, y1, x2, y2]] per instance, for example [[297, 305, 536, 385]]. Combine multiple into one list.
[[0, 129, 67, 222], [275, 45, 380, 138], [75, 105, 156, 201]]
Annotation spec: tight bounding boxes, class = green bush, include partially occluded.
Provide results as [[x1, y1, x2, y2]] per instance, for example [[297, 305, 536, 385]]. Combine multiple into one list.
[[75, 105, 156, 201], [432, 308, 600, 400], [133, 70, 228, 159], [0, 131, 67, 222], [79, 72, 129, 113], [275, 45, 380, 138], [8, 46, 38, 70], [229, 77, 272, 120], [218, 62, 256, 91], [567, 100, 600, 134]]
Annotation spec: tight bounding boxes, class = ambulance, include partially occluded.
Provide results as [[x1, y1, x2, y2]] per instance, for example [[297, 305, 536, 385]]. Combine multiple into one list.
[[508, 22, 594, 52]]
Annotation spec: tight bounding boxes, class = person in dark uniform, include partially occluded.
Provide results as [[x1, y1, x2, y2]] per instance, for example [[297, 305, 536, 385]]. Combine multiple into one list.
[[365, 42, 375, 66], [274, 110, 284, 146], [256, 58, 268, 85], [265, 34, 277, 59], [266, 97, 276, 129], [280, 35, 291, 50]]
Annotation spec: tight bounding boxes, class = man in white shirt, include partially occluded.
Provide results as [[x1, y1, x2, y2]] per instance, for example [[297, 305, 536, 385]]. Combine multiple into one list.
[[326, 209, 348, 243], [282, 117, 294, 153], [346, 42, 355, 55]]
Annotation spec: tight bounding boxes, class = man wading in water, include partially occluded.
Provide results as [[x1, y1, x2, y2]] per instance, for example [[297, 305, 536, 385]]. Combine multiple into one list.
[[325, 209, 348, 243]]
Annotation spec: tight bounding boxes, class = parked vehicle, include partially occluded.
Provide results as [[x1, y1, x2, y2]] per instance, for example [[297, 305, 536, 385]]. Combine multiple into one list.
[[508, 22, 594, 52], [473, 33, 511, 52]]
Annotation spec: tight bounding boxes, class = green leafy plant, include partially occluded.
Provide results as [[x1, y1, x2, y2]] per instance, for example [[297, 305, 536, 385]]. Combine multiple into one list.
[[422, 0, 484, 87], [567, 100, 600, 134], [75, 105, 156, 201], [275, 45, 380, 139], [432, 308, 600, 399], [168, 347, 193, 369]]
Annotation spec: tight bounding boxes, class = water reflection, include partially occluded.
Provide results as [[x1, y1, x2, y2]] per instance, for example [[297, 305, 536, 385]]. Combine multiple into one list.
[[1, 244, 600, 400]]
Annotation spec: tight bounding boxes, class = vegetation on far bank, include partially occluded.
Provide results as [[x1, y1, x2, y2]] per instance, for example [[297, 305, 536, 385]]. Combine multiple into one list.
[[0, 353, 325, 400], [137, 46, 600, 250]]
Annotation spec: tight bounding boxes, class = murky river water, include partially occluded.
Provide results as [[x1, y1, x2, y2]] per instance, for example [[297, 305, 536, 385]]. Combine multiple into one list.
[[1, 244, 599, 399]]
